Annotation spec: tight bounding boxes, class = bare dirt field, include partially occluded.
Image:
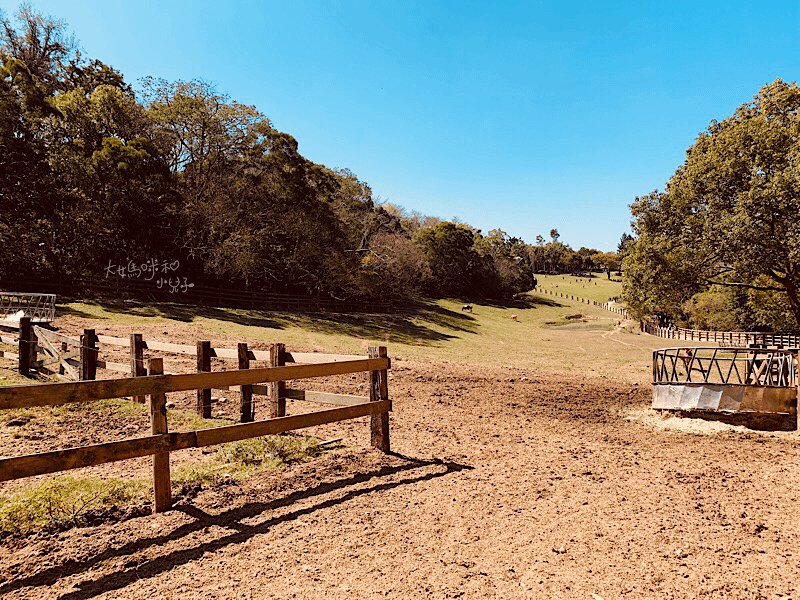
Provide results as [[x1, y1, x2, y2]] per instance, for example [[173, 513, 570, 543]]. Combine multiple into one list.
[[1, 317, 799, 599]]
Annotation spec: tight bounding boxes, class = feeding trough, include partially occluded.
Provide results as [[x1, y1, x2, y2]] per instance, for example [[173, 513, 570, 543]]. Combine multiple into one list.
[[652, 347, 797, 416], [0, 292, 56, 324]]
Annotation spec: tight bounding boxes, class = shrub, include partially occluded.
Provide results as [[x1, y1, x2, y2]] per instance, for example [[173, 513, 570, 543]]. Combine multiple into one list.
[[0, 476, 144, 534]]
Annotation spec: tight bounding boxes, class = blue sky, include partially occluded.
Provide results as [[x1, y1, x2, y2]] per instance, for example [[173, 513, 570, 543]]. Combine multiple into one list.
[[3, 0, 800, 251]]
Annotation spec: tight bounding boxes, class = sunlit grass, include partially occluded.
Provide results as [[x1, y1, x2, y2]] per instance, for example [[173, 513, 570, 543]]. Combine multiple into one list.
[[172, 434, 321, 489], [535, 272, 623, 303], [57, 290, 662, 383]]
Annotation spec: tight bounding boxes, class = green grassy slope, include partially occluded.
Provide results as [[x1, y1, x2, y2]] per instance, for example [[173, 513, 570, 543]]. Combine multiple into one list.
[[535, 273, 622, 303], [53, 295, 661, 383]]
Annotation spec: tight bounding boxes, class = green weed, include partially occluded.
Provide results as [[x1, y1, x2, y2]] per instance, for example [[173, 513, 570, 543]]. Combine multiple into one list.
[[168, 409, 235, 431], [172, 434, 321, 491], [0, 476, 144, 534]]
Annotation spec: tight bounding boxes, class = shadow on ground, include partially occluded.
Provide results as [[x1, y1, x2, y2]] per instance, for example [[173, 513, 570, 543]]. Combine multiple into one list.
[[0, 455, 472, 599], [57, 299, 483, 346], [672, 410, 797, 432], [469, 293, 564, 310]]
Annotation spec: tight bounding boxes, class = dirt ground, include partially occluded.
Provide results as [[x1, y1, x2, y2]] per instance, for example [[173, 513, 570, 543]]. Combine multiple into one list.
[[1, 318, 799, 599]]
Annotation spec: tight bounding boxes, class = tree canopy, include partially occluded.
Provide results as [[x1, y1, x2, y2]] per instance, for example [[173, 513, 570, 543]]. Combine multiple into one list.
[[623, 79, 800, 330], [0, 3, 617, 306]]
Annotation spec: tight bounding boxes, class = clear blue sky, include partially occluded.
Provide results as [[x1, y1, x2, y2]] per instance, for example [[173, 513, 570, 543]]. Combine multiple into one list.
[[3, 0, 800, 251]]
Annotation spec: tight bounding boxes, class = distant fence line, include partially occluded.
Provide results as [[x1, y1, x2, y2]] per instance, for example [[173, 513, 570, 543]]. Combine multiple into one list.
[[535, 287, 631, 318], [3, 276, 393, 314], [642, 320, 800, 348]]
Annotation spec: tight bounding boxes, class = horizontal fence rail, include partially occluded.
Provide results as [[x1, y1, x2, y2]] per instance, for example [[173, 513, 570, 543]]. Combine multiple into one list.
[[535, 287, 631, 318], [653, 347, 797, 387], [0, 347, 392, 512], [0, 357, 389, 409], [643, 320, 800, 348]]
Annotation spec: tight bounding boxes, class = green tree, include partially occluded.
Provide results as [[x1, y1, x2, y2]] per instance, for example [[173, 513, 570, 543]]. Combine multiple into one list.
[[414, 222, 483, 297], [0, 2, 76, 88], [624, 79, 800, 329]]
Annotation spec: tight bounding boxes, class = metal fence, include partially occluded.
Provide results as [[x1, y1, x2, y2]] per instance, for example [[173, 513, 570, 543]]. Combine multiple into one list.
[[653, 346, 796, 387], [0, 292, 56, 323]]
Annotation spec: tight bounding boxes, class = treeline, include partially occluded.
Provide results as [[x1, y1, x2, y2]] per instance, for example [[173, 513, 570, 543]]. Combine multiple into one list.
[[0, 5, 619, 305]]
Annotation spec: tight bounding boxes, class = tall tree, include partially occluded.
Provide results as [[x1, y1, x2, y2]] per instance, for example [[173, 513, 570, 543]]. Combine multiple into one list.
[[0, 2, 76, 87], [624, 79, 800, 328]]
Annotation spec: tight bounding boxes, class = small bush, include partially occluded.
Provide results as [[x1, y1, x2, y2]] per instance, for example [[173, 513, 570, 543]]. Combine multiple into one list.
[[219, 435, 321, 466], [172, 435, 321, 491], [0, 476, 144, 534]]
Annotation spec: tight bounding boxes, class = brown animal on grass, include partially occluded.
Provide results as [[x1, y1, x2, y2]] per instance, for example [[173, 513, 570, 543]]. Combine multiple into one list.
[[678, 347, 707, 379], [510, 314, 518, 321]]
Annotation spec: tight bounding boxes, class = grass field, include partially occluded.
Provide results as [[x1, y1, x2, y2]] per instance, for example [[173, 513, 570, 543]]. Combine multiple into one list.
[[52, 289, 661, 383], [535, 272, 622, 303]]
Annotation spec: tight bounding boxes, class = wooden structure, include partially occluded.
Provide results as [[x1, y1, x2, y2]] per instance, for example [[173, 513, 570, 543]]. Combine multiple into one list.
[[4, 277, 392, 313], [652, 346, 797, 416], [0, 347, 391, 512], [1, 326, 384, 423], [534, 288, 631, 318], [642, 319, 800, 348], [0, 292, 55, 323]]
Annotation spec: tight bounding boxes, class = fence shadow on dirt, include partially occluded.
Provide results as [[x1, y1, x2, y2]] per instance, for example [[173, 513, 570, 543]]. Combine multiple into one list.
[[0, 455, 472, 599]]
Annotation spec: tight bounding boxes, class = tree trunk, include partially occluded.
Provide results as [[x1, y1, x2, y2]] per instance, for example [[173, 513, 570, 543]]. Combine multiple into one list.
[[782, 277, 800, 329]]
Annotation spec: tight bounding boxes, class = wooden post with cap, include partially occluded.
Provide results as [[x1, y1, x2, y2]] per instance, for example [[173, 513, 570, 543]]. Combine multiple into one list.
[[368, 346, 390, 452], [148, 357, 171, 512]]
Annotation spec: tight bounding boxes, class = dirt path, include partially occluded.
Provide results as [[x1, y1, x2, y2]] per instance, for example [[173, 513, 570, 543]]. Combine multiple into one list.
[[1, 358, 798, 599]]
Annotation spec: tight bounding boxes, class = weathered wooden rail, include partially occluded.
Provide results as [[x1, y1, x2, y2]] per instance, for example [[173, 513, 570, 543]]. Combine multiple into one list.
[[642, 320, 800, 347], [0, 347, 391, 512]]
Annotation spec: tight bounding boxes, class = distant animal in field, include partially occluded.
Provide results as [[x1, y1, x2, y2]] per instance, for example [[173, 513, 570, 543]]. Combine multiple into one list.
[[678, 347, 707, 378], [510, 314, 518, 321], [461, 305, 473, 313]]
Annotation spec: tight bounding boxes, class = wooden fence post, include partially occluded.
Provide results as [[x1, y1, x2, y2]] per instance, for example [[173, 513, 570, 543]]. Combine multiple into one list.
[[196, 340, 212, 418], [239, 342, 253, 422], [58, 341, 67, 376], [80, 329, 98, 381], [796, 350, 800, 432], [368, 346, 390, 452], [270, 343, 286, 418], [147, 358, 172, 512], [18, 316, 32, 377], [130, 333, 146, 403]]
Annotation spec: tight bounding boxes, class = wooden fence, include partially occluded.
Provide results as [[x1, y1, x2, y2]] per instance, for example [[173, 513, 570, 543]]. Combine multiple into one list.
[[535, 288, 631, 318], [0, 347, 391, 512], [4, 277, 392, 314], [0, 319, 382, 423], [642, 320, 800, 348]]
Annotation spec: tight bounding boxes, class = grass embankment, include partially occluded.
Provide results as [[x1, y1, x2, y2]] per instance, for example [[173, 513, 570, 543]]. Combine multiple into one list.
[[56, 278, 654, 381], [535, 272, 623, 303]]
